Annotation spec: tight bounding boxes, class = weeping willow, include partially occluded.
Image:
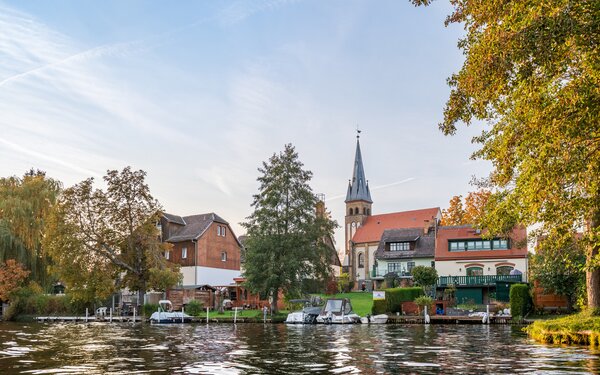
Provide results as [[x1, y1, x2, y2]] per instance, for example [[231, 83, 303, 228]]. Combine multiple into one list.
[[0, 170, 61, 289]]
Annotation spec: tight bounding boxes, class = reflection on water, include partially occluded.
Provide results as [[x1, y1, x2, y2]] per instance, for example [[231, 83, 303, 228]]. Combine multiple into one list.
[[0, 322, 598, 374]]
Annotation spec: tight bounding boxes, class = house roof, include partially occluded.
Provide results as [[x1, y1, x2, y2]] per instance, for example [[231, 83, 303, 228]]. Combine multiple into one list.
[[375, 228, 436, 260], [345, 138, 372, 203], [352, 207, 441, 244], [163, 212, 231, 243]]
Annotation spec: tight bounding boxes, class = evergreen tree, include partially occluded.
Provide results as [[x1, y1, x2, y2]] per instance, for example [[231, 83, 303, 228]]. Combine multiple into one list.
[[242, 144, 337, 313]]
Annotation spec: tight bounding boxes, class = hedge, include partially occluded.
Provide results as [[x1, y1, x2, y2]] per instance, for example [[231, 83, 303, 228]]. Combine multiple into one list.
[[372, 300, 387, 315], [510, 283, 531, 318], [385, 287, 424, 313]]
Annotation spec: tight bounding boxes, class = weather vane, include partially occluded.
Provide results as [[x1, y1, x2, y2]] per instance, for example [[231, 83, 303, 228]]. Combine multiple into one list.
[[356, 125, 361, 139]]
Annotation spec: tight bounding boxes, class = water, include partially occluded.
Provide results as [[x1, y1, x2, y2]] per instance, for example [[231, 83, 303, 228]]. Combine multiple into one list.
[[0, 322, 598, 374]]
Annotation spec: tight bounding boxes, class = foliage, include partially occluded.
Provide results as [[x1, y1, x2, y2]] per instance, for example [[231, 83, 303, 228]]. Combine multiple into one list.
[[44, 167, 179, 305], [411, 266, 438, 290], [142, 303, 160, 316], [527, 313, 600, 346], [384, 272, 399, 289], [325, 278, 338, 295], [337, 273, 351, 293], [371, 299, 387, 315], [414, 295, 434, 311], [4, 284, 84, 320], [510, 284, 532, 319], [0, 170, 61, 288], [148, 266, 182, 292], [184, 300, 204, 316], [414, 0, 600, 308], [0, 259, 30, 301], [441, 190, 491, 226], [241, 144, 338, 313], [530, 236, 586, 310], [385, 287, 424, 313]]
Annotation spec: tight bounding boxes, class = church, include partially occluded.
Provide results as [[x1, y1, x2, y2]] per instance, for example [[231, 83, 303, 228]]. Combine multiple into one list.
[[343, 135, 528, 304]]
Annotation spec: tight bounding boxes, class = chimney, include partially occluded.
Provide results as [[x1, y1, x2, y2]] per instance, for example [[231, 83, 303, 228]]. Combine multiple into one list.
[[424, 219, 430, 235]]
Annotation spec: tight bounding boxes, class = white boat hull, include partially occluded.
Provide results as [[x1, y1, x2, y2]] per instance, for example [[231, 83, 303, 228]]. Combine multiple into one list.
[[316, 313, 361, 324], [360, 314, 388, 324], [150, 311, 192, 324]]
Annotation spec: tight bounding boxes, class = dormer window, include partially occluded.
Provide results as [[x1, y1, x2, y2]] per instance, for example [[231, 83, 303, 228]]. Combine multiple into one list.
[[389, 242, 410, 251]]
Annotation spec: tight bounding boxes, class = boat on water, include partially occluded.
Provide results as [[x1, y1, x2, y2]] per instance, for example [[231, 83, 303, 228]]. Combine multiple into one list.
[[360, 314, 388, 324], [149, 300, 192, 324], [315, 298, 361, 324], [285, 299, 322, 324]]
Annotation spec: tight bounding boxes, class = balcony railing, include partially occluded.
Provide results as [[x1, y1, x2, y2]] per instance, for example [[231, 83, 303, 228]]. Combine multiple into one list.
[[371, 269, 411, 279], [437, 274, 522, 287]]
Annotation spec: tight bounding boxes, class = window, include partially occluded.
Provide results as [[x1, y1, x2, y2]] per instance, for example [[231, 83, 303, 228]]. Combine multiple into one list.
[[388, 262, 402, 273], [216, 225, 227, 237], [164, 250, 170, 260], [431, 260, 435, 268], [348, 208, 352, 215], [222, 226, 226, 237], [363, 207, 367, 215], [221, 251, 227, 262], [449, 239, 510, 252], [182, 247, 187, 259], [358, 253, 364, 268], [407, 261, 415, 273], [389, 242, 410, 251], [466, 266, 483, 276], [496, 266, 514, 276]]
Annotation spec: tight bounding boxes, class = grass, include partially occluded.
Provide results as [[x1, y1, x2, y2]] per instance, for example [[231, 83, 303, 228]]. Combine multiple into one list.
[[315, 292, 374, 317], [526, 312, 600, 346]]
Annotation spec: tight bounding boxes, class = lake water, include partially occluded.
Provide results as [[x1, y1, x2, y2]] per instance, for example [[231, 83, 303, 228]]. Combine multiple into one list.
[[0, 322, 598, 374]]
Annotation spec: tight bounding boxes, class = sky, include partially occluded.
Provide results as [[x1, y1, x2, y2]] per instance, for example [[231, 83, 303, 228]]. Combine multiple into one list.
[[0, 0, 492, 252]]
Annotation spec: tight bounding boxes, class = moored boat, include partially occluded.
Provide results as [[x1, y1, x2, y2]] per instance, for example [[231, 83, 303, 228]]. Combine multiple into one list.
[[360, 314, 388, 324], [316, 298, 361, 324], [149, 300, 192, 324]]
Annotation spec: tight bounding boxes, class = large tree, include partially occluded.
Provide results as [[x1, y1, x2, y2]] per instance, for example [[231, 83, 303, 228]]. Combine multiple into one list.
[[44, 167, 180, 304], [415, 1, 600, 309], [441, 189, 491, 226], [242, 144, 337, 313], [0, 169, 61, 289]]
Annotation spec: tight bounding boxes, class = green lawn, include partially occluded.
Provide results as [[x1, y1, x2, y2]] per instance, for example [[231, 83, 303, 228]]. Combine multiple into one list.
[[315, 292, 374, 316]]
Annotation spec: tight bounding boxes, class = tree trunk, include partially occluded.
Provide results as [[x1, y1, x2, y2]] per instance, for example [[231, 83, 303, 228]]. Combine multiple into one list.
[[586, 208, 600, 313], [138, 280, 146, 313], [271, 291, 278, 314]]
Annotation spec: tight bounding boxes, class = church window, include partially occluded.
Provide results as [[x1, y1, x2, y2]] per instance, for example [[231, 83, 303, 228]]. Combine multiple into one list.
[[358, 253, 364, 268]]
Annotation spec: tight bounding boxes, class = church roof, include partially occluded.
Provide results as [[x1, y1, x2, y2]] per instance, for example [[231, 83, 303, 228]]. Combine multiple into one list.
[[345, 138, 372, 203], [352, 207, 441, 244]]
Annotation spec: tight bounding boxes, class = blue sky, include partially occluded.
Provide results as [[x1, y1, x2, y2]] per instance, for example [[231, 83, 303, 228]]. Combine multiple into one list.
[[0, 0, 491, 250]]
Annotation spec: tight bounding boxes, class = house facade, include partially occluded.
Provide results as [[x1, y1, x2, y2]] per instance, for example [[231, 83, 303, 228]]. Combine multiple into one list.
[[160, 212, 242, 286]]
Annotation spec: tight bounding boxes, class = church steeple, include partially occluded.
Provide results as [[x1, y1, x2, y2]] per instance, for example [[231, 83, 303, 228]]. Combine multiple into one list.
[[345, 135, 372, 203]]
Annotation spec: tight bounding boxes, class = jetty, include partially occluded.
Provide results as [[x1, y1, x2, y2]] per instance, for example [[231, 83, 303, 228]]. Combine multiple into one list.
[[36, 316, 143, 323], [387, 315, 515, 324]]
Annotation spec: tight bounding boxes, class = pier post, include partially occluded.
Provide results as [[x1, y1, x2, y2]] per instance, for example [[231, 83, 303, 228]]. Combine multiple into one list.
[[182, 307, 185, 324], [234, 307, 238, 324], [85, 308, 88, 323], [133, 307, 136, 323], [110, 308, 113, 323], [206, 307, 209, 323]]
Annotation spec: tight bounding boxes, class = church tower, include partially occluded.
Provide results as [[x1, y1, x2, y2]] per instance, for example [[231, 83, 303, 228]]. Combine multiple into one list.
[[344, 132, 372, 258]]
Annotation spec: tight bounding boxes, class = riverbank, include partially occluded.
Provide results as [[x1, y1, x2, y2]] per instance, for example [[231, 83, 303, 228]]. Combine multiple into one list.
[[526, 313, 600, 346]]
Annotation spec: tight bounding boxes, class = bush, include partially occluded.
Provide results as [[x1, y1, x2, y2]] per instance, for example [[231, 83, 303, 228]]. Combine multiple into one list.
[[142, 303, 159, 316], [414, 296, 434, 313], [372, 300, 387, 315], [385, 287, 424, 313], [411, 266, 438, 289], [185, 300, 204, 316], [510, 283, 531, 318]]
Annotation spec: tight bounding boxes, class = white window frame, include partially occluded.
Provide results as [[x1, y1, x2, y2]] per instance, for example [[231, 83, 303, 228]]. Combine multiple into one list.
[[221, 251, 227, 262], [182, 247, 187, 259], [164, 250, 170, 260]]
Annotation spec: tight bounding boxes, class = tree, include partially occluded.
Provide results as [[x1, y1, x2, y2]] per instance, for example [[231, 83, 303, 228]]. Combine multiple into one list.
[[411, 265, 438, 297], [44, 167, 180, 304], [241, 144, 337, 313], [0, 259, 30, 302], [441, 190, 491, 226], [530, 236, 586, 311], [414, 1, 600, 309], [0, 169, 61, 289]]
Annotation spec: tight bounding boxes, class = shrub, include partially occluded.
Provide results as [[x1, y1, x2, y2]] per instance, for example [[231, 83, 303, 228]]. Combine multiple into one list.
[[337, 273, 351, 293], [142, 303, 159, 316], [372, 300, 387, 315], [185, 300, 204, 316], [325, 279, 338, 295], [385, 287, 424, 313], [510, 283, 531, 318], [414, 296, 434, 313], [411, 266, 438, 289]]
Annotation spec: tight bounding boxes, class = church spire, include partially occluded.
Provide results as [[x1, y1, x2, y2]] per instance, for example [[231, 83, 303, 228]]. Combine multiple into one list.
[[345, 132, 372, 203]]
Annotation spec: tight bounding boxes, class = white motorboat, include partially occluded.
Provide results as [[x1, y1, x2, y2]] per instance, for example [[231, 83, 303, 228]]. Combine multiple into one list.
[[316, 298, 361, 324], [360, 314, 388, 324], [285, 306, 322, 324], [149, 300, 192, 324]]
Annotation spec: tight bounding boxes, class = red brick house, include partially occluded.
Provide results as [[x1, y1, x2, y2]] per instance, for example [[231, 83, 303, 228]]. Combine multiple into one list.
[[160, 213, 242, 287]]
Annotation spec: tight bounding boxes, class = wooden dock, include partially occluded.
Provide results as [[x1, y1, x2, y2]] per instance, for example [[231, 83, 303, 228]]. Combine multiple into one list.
[[36, 316, 143, 323], [387, 315, 515, 324]]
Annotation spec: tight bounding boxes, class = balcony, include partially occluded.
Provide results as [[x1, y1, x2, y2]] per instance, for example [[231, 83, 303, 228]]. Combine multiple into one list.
[[437, 274, 522, 287], [371, 269, 411, 279]]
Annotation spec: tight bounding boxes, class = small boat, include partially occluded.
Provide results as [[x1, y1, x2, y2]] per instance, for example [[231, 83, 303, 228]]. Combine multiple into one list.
[[149, 300, 192, 324], [316, 298, 361, 324], [285, 299, 322, 324], [360, 314, 388, 324]]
